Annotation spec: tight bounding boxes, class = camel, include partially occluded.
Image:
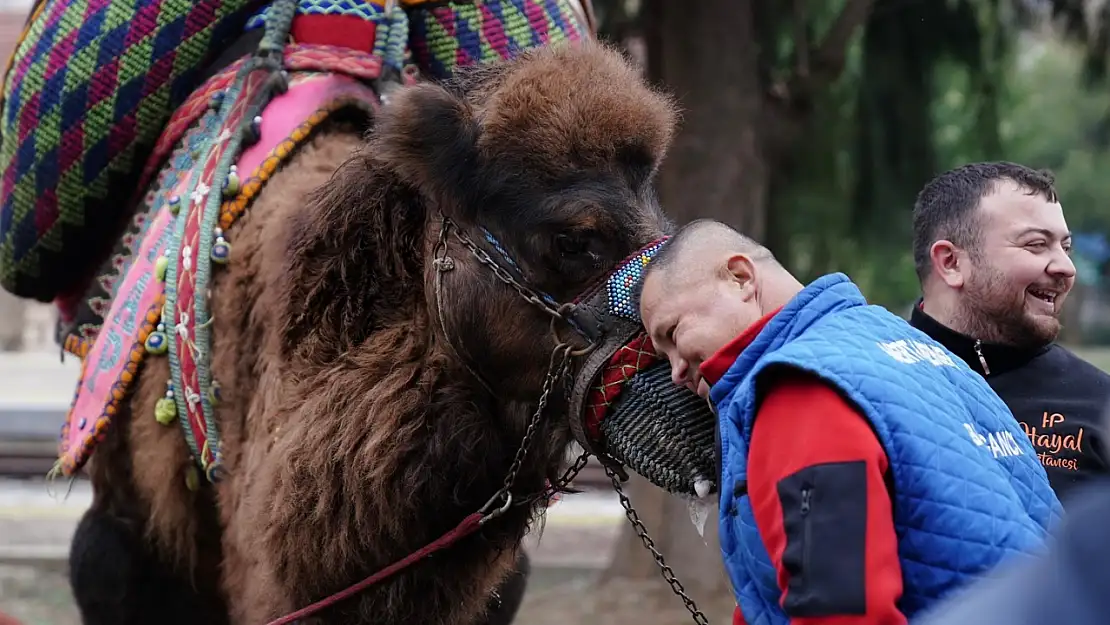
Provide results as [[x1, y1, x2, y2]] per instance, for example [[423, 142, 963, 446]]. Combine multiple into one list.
[[54, 31, 681, 625]]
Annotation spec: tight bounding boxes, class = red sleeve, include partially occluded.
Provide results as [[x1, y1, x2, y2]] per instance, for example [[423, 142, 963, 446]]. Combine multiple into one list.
[[747, 375, 906, 625]]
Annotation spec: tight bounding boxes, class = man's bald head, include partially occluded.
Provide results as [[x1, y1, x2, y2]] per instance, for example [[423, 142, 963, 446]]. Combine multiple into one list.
[[639, 219, 775, 297], [634, 219, 799, 399]]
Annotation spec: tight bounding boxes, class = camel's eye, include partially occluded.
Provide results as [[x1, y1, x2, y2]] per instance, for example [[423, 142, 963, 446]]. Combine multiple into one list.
[[555, 233, 590, 257]]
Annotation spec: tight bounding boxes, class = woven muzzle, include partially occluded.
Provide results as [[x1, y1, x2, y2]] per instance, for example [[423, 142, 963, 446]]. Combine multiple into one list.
[[567, 240, 718, 499], [600, 360, 717, 497]]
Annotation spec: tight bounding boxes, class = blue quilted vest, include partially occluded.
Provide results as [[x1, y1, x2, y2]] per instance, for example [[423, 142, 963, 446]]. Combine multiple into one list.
[[711, 273, 1062, 625]]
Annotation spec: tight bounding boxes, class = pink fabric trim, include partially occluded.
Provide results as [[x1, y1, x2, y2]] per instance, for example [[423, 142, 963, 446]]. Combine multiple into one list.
[[60, 72, 378, 475]]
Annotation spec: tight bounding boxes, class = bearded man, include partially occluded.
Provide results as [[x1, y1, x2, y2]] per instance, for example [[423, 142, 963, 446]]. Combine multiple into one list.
[[909, 161, 1110, 501]]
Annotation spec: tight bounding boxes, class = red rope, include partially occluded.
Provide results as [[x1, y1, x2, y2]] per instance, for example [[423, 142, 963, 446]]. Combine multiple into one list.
[[265, 512, 486, 625]]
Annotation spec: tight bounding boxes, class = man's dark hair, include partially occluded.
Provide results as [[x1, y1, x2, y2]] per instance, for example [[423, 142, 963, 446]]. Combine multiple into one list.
[[912, 161, 1058, 284]]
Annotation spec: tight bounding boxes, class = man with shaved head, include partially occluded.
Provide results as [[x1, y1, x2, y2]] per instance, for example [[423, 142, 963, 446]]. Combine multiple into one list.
[[637, 219, 1061, 625]]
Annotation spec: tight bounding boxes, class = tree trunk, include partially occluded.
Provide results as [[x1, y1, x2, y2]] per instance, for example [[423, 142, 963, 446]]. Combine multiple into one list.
[[643, 0, 769, 238]]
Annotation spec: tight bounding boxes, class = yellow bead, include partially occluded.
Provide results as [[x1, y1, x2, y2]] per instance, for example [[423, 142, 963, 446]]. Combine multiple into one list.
[[144, 331, 168, 355], [185, 465, 200, 492], [223, 171, 241, 198], [154, 397, 176, 425], [155, 255, 169, 282]]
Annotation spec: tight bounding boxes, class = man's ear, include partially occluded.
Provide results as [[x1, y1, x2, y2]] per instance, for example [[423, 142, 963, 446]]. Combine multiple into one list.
[[929, 240, 965, 288], [371, 82, 482, 220], [725, 253, 757, 296]]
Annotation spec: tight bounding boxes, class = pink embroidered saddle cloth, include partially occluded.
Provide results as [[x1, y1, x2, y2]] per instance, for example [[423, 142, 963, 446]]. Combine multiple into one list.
[[59, 69, 379, 476]]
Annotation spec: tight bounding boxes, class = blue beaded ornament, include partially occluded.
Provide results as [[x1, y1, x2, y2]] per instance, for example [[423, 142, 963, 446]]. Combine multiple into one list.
[[145, 323, 169, 355], [606, 238, 669, 323], [211, 228, 231, 264]]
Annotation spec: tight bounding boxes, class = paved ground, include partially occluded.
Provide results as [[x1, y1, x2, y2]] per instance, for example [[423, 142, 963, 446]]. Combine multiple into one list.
[[0, 478, 625, 565], [0, 478, 634, 624]]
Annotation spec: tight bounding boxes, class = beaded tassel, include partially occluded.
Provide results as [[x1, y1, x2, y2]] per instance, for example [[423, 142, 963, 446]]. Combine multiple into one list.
[[223, 165, 241, 198], [155, 382, 177, 426], [185, 463, 201, 491], [211, 228, 231, 265], [145, 322, 169, 355]]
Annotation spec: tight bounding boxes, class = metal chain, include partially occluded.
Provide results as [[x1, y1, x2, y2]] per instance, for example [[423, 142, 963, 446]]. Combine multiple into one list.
[[481, 342, 573, 517], [448, 217, 708, 624], [515, 449, 592, 507], [606, 466, 711, 625], [450, 223, 570, 322]]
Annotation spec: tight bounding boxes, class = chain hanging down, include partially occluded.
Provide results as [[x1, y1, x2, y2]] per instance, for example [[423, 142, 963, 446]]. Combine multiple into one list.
[[606, 465, 711, 625]]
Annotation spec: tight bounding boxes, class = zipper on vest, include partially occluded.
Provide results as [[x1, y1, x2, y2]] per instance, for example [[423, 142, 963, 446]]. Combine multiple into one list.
[[974, 339, 992, 376], [800, 487, 813, 577]]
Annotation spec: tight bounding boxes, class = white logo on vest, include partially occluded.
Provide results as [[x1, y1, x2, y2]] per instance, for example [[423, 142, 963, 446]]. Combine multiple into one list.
[[877, 339, 957, 368], [964, 423, 1025, 459]]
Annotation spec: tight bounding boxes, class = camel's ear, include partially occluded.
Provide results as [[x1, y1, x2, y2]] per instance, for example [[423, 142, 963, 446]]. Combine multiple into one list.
[[372, 83, 482, 219]]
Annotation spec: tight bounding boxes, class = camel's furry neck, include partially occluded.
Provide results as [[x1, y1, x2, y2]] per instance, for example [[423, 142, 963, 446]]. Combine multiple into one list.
[[263, 140, 563, 611]]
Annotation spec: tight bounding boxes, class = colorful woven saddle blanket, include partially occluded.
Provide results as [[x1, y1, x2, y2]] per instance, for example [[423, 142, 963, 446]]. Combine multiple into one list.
[[0, 0, 589, 304], [0, 0, 263, 302]]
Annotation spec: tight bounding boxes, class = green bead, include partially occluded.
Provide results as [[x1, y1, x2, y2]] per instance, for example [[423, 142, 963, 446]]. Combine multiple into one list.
[[154, 397, 176, 426], [223, 171, 241, 198], [185, 465, 200, 492], [207, 381, 222, 406], [154, 256, 169, 282], [210, 239, 231, 265], [205, 462, 225, 484]]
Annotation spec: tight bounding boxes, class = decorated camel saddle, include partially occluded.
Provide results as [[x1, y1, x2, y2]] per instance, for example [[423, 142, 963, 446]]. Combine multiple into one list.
[[0, 0, 719, 622], [1, 0, 596, 473]]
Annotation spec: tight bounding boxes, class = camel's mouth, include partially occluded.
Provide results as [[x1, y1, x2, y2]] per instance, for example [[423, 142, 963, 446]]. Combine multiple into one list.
[[577, 334, 718, 499], [565, 240, 718, 499]]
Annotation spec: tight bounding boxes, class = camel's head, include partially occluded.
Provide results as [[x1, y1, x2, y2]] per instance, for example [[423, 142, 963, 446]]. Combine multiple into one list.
[[373, 41, 717, 489], [372, 40, 675, 399], [287, 40, 716, 507]]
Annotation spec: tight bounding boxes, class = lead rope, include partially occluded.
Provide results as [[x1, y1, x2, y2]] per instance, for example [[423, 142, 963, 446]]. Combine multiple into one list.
[[265, 343, 575, 625]]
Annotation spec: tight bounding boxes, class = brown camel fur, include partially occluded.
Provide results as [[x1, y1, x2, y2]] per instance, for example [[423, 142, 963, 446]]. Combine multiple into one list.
[[81, 40, 677, 624]]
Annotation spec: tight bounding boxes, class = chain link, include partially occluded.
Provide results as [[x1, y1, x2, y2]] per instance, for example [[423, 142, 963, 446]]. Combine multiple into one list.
[[481, 342, 573, 516], [606, 466, 711, 625], [450, 225, 570, 322], [514, 449, 592, 507]]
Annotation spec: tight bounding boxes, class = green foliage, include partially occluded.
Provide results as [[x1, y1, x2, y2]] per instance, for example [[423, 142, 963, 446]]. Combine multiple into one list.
[[589, 0, 1110, 307], [777, 2, 1110, 308], [1000, 37, 1110, 235]]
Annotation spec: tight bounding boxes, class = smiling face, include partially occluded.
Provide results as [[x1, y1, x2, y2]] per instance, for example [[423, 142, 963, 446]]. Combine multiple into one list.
[[941, 182, 1076, 346]]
